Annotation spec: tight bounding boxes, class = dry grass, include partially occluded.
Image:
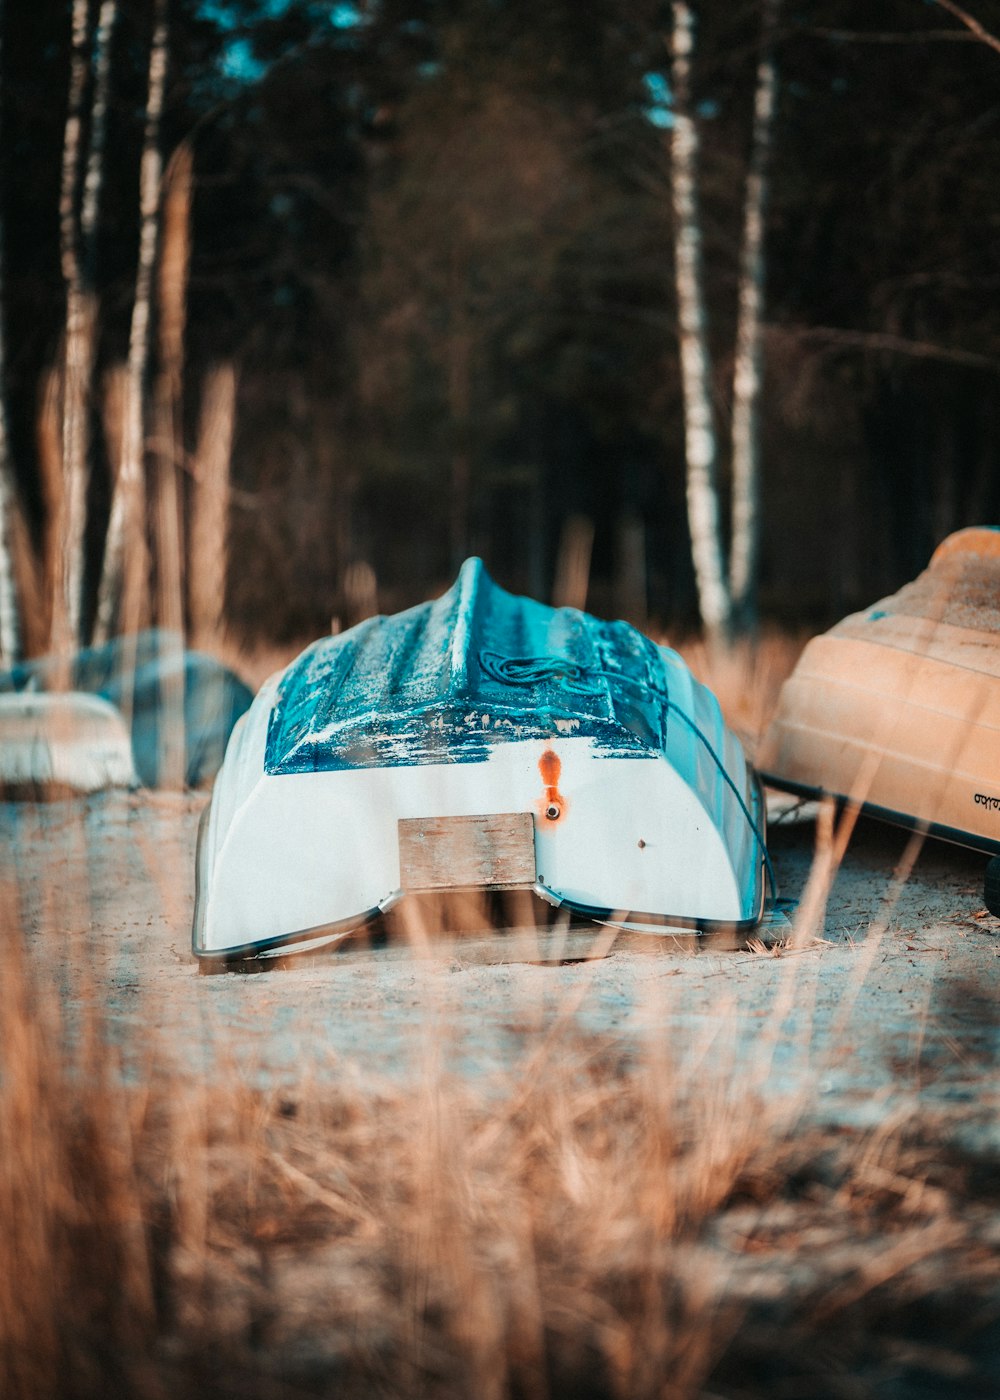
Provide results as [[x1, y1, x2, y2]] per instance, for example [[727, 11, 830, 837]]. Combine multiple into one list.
[[676, 629, 808, 757], [15, 99, 999, 1399], [1, 875, 997, 1400]]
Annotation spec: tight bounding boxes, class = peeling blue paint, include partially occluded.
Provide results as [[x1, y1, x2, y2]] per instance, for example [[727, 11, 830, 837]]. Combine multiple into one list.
[[265, 558, 673, 774]]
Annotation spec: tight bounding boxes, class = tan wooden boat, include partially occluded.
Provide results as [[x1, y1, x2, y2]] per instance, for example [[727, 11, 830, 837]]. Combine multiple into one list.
[[759, 529, 1000, 900]]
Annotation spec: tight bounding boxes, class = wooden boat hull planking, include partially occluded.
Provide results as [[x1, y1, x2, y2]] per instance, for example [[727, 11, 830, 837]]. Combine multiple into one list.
[[760, 622, 1000, 854]]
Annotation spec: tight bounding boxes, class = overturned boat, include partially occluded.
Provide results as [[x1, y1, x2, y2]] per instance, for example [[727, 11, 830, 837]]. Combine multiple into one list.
[[0, 691, 137, 797], [193, 558, 770, 963], [1, 630, 253, 789], [760, 528, 1000, 896]]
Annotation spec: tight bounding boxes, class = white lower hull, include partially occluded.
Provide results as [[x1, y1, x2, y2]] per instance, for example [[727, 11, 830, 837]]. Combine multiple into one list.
[[195, 735, 765, 959]]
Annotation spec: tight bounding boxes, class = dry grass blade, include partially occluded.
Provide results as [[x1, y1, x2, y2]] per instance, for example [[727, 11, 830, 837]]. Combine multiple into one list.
[[189, 362, 236, 649], [552, 514, 594, 612]]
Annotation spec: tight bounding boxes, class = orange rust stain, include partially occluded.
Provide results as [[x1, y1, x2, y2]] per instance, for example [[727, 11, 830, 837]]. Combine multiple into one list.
[[539, 748, 561, 789], [537, 748, 568, 823]]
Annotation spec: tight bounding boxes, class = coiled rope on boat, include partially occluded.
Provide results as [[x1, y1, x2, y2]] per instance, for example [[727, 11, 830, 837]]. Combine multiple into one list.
[[477, 648, 777, 903]]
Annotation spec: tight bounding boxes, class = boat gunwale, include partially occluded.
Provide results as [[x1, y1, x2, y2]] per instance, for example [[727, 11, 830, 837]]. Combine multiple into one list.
[[192, 768, 771, 963], [760, 772, 1000, 858], [192, 885, 769, 964]]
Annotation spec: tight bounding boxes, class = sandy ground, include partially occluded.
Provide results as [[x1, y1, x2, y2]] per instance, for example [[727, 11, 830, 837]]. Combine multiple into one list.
[[3, 789, 999, 1149]]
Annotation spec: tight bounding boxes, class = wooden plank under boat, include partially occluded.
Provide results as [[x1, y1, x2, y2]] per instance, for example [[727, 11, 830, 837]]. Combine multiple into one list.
[[759, 527, 1000, 854], [193, 558, 770, 964]]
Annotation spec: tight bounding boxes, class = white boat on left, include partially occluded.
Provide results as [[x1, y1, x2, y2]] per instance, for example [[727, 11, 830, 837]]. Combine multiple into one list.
[[0, 692, 138, 797]]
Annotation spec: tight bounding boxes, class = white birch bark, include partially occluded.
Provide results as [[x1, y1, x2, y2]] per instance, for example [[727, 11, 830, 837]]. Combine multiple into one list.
[[729, 0, 780, 626], [0, 1, 22, 663], [54, 0, 116, 648], [94, 0, 169, 644], [57, 0, 92, 649], [670, 0, 731, 642]]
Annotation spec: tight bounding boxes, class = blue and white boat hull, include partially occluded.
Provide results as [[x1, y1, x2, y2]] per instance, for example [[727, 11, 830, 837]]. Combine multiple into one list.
[[193, 560, 769, 961]]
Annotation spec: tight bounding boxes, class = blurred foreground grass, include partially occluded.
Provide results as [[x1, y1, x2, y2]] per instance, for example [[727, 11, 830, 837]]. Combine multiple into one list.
[[1, 893, 998, 1400]]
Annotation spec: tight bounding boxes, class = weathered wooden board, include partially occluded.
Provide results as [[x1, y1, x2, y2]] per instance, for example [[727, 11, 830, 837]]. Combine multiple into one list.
[[398, 812, 535, 891]]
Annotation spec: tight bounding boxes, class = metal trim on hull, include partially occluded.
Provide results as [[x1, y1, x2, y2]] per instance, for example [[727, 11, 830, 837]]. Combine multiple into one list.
[[193, 801, 388, 964], [537, 882, 768, 936], [762, 772, 1000, 858], [193, 768, 770, 964], [193, 867, 769, 969]]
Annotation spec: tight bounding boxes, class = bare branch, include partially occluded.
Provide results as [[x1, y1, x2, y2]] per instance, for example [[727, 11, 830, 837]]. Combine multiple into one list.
[[807, 27, 979, 44], [768, 322, 1000, 373], [931, 0, 1000, 57]]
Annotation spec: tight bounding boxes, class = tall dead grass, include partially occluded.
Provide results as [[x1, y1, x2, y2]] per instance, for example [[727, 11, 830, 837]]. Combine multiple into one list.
[[1, 872, 997, 1400], [676, 629, 807, 757]]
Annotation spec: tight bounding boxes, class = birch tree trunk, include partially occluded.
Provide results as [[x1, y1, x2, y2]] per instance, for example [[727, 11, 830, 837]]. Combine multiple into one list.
[[447, 285, 473, 573], [0, 1, 23, 664], [56, 0, 117, 649], [0, 390, 19, 666], [669, 0, 731, 643], [0, 272, 19, 669], [553, 514, 594, 611], [729, 0, 781, 630], [56, 0, 92, 650], [94, 0, 168, 644], [154, 148, 191, 634], [448, 336, 472, 573]]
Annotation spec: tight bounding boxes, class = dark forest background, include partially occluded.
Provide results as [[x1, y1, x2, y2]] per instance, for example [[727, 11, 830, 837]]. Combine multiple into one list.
[[2, 0, 999, 642]]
